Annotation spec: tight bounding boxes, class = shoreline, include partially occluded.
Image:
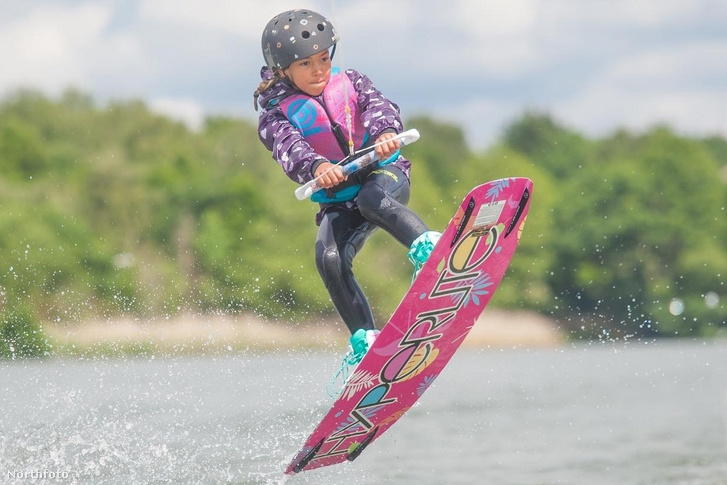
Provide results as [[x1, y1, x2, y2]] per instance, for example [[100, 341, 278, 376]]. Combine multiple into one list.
[[43, 308, 564, 358]]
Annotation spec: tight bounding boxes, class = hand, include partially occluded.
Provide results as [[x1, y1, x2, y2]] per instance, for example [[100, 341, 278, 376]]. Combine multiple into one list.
[[375, 132, 400, 160], [314, 161, 346, 189]]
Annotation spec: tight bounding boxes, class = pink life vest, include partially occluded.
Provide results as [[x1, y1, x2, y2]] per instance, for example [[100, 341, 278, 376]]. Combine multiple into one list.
[[278, 71, 368, 162]]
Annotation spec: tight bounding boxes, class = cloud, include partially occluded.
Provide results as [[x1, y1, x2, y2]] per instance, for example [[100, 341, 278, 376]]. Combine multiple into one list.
[[603, 41, 727, 90], [329, 0, 542, 79], [149, 97, 206, 131], [556, 40, 727, 137], [425, 97, 524, 150], [0, 2, 150, 100], [0, 3, 110, 95], [449, 0, 540, 78], [0, 0, 725, 149], [139, 0, 324, 40], [541, 0, 714, 31]]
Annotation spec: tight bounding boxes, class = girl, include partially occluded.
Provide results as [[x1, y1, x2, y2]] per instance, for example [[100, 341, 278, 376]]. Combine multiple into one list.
[[254, 9, 439, 392]]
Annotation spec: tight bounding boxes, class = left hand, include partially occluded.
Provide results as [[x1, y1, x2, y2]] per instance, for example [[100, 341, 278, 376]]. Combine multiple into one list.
[[375, 132, 400, 160]]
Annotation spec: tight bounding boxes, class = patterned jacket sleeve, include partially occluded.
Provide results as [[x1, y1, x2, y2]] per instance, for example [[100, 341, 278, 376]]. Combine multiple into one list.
[[257, 107, 324, 185], [348, 69, 404, 138]]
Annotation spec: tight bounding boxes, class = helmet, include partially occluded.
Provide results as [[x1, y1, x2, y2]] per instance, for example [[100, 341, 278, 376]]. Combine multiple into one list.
[[261, 9, 339, 71]]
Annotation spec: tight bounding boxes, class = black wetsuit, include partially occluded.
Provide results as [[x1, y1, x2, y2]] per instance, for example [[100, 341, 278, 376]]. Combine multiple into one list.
[[315, 166, 429, 334]]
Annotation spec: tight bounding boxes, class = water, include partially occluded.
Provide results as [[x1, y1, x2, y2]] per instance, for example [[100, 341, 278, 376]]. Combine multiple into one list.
[[1, 341, 726, 484]]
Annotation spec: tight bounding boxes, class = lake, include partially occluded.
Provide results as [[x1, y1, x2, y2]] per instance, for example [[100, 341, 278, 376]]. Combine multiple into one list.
[[1, 340, 726, 484]]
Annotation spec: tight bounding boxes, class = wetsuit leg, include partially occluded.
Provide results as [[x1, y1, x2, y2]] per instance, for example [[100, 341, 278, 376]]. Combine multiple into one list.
[[356, 166, 429, 248], [315, 208, 377, 335]]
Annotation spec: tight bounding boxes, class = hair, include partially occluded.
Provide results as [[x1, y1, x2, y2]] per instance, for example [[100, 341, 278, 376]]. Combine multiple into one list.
[[253, 72, 283, 111]]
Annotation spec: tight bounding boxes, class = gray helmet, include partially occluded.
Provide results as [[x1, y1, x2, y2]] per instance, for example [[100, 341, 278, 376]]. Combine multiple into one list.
[[261, 9, 339, 71]]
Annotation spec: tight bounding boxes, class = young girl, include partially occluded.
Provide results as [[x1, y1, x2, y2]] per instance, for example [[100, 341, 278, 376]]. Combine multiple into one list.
[[254, 9, 439, 391]]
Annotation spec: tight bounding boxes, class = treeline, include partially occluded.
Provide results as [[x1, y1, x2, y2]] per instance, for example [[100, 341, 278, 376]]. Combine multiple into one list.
[[0, 88, 725, 349]]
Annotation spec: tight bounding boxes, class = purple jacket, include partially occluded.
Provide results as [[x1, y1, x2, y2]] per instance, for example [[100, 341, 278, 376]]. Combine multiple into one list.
[[257, 67, 411, 222]]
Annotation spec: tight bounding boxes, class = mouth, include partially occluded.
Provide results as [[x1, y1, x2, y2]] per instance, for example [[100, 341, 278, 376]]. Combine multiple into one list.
[[303, 74, 329, 95]]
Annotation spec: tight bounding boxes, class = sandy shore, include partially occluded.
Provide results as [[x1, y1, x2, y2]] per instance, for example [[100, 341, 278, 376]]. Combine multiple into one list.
[[44, 308, 564, 356]]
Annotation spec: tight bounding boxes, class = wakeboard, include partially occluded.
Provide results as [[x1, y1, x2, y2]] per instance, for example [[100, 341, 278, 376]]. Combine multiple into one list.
[[286, 177, 533, 474]]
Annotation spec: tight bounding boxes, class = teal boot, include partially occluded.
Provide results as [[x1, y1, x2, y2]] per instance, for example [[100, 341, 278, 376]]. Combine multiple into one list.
[[327, 329, 380, 398], [407, 231, 442, 281]]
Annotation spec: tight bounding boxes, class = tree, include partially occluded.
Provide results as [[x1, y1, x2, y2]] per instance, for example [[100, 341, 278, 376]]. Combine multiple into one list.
[[503, 111, 591, 178], [549, 127, 727, 336]]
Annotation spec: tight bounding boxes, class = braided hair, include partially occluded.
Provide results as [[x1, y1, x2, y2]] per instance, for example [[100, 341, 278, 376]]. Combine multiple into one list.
[[253, 72, 281, 111]]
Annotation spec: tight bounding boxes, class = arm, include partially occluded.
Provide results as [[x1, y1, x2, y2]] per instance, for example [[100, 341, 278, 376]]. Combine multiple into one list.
[[348, 69, 405, 159], [257, 107, 327, 185], [349, 69, 404, 138]]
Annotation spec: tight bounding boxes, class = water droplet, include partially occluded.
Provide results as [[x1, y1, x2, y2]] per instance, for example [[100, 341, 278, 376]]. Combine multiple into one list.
[[669, 298, 684, 316]]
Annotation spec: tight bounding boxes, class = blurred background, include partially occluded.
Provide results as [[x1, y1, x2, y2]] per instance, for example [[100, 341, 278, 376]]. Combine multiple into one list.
[[2, 3, 727, 485], [0, 0, 725, 355]]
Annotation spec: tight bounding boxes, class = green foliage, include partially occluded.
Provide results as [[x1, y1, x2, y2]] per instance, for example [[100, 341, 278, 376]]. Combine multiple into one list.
[[0, 89, 725, 346], [503, 111, 591, 178], [504, 118, 727, 337], [0, 305, 51, 359], [702, 136, 727, 166]]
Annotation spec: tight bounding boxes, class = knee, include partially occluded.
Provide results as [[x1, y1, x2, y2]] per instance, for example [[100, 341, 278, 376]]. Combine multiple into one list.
[[315, 243, 354, 284], [357, 183, 387, 221], [315, 243, 340, 279]]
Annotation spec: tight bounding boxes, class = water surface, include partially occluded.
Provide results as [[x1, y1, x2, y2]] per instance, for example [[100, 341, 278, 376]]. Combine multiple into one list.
[[1, 341, 725, 484]]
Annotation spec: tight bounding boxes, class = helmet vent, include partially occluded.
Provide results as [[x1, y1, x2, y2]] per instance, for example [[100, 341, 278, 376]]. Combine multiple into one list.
[[262, 10, 337, 70]]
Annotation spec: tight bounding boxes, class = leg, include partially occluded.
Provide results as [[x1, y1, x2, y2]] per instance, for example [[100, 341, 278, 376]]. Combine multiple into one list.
[[356, 166, 429, 247], [315, 208, 377, 335]]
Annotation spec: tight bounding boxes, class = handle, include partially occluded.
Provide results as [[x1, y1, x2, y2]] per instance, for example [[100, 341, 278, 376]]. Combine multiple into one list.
[[294, 129, 420, 200]]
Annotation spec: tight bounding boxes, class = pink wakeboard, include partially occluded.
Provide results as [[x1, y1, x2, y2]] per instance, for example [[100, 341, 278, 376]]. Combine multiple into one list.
[[286, 177, 533, 474]]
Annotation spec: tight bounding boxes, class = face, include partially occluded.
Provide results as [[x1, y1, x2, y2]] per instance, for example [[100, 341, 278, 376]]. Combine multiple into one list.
[[282, 50, 332, 96]]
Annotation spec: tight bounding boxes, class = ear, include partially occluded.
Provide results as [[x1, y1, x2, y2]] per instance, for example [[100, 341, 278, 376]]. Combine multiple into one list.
[[276, 69, 287, 79]]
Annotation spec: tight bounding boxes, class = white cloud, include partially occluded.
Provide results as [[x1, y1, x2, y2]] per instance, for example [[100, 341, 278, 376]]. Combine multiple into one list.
[[431, 97, 524, 149], [332, 0, 543, 79], [542, 0, 709, 30], [149, 97, 206, 131], [559, 85, 725, 136], [455, 0, 537, 37], [0, 0, 725, 148], [139, 0, 321, 40], [455, 0, 541, 78], [0, 3, 111, 95], [555, 40, 727, 137], [604, 41, 727, 88], [0, 2, 150, 100]]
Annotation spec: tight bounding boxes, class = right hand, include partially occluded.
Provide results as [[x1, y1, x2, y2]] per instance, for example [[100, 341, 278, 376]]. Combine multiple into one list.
[[314, 161, 347, 189]]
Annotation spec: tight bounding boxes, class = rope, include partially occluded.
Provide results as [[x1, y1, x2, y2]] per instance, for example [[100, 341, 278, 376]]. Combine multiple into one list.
[[329, 0, 355, 157]]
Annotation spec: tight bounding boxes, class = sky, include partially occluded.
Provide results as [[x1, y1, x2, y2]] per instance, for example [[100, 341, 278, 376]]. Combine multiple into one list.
[[0, 0, 725, 149]]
